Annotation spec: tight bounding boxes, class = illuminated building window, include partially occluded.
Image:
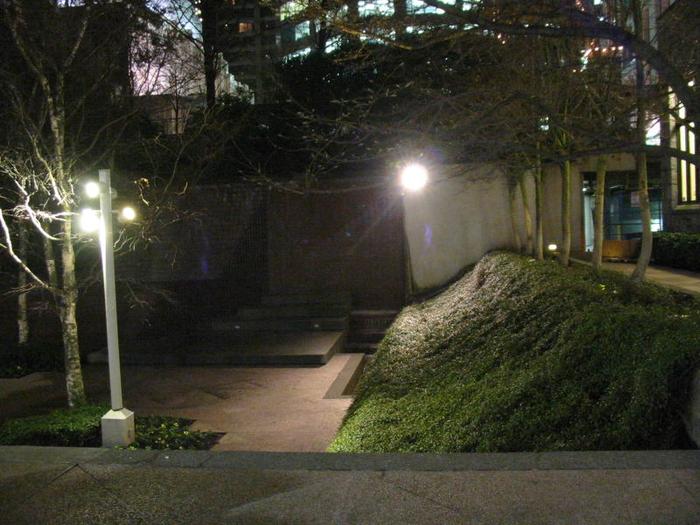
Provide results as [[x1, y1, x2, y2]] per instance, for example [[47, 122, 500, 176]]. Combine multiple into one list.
[[358, 0, 394, 16], [671, 89, 698, 203], [238, 22, 254, 33]]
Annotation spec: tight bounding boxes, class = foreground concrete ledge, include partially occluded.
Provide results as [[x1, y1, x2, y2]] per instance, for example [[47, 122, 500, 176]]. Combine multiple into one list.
[[0, 446, 698, 471]]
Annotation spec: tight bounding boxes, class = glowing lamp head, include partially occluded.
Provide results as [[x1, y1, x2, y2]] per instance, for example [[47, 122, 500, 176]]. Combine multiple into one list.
[[120, 206, 136, 222], [547, 243, 558, 252], [84, 181, 101, 199], [400, 163, 428, 192], [79, 208, 100, 233]]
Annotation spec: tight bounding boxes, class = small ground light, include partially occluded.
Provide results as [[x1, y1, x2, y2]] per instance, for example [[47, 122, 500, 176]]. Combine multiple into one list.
[[547, 243, 558, 252], [400, 163, 428, 192], [80, 208, 100, 233], [120, 206, 136, 222], [85, 181, 101, 199]]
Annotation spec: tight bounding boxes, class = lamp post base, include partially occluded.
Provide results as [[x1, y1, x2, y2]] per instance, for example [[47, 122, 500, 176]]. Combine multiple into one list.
[[101, 408, 135, 447]]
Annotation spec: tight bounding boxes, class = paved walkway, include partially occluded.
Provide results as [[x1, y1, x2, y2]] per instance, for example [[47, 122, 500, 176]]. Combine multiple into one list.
[[1, 447, 698, 524], [0, 356, 354, 452], [572, 259, 700, 298]]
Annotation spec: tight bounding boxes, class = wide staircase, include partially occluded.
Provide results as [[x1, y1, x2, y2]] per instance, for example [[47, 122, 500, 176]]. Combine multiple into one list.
[[187, 294, 351, 366], [344, 310, 399, 354], [90, 295, 398, 367]]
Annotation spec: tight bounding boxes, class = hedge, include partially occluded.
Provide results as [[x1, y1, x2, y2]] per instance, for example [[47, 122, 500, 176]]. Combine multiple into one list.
[[652, 232, 700, 273]]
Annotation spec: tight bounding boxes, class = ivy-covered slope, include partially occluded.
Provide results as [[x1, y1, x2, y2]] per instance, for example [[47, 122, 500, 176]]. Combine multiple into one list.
[[330, 252, 700, 452]]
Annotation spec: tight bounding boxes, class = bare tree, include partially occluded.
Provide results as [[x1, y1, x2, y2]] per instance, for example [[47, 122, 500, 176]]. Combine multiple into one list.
[[0, 0, 164, 406]]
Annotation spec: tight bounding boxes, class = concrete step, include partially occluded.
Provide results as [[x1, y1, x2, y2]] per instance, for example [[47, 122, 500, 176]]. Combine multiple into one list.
[[188, 331, 345, 366], [344, 342, 379, 354], [237, 304, 350, 320], [91, 331, 346, 366], [261, 293, 352, 307], [349, 310, 398, 330], [324, 353, 367, 399], [211, 316, 349, 332], [347, 329, 386, 344]]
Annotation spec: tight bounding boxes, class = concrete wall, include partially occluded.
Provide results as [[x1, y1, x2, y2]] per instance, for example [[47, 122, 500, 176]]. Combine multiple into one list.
[[539, 164, 584, 253], [402, 158, 625, 292], [403, 164, 521, 291]]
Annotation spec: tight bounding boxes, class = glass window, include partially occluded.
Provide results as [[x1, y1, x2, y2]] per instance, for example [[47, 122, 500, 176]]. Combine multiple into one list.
[[671, 89, 698, 203], [358, 0, 394, 16]]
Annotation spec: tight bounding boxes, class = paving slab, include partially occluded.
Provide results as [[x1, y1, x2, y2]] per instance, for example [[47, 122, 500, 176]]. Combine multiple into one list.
[[1, 357, 354, 452], [1, 448, 699, 524]]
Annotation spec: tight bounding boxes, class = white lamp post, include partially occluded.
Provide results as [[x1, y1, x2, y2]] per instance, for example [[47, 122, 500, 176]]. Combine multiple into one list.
[[399, 162, 429, 300], [84, 169, 135, 447]]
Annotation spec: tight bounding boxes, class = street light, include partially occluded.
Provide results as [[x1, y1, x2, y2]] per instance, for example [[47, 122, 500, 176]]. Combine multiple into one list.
[[400, 163, 429, 192], [399, 162, 429, 302], [83, 169, 135, 447]]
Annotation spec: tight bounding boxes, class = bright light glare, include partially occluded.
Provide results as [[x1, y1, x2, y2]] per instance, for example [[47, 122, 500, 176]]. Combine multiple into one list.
[[85, 181, 101, 199], [120, 206, 136, 221], [79, 209, 100, 233], [547, 243, 558, 252], [400, 163, 428, 192]]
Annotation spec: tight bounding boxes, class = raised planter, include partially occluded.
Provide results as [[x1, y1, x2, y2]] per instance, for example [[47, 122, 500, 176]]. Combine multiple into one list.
[[603, 239, 640, 261]]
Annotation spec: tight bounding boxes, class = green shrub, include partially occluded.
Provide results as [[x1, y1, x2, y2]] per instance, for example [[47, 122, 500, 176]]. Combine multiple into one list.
[[0, 405, 104, 447], [652, 232, 700, 272], [0, 342, 64, 378], [0, 405, 221, 450], [131, 416, 221, 450], [330, 252, 700, 453]]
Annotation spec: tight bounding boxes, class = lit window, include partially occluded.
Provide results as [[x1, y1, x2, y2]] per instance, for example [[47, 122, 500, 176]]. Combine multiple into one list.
[[358, 0, 394, 16], [295, 20, 310, 40], [238, 22, 254, 33], [671, 89, 698, 203]]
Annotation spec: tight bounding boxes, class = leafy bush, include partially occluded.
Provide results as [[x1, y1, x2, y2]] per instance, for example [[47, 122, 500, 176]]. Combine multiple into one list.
[[0, 405, 221, 450], [0, 405, 104, 447], [330, 252, 700, 453], [652, 232, 700, 272], [0, 342, 64, 378], [131, 416, 221, 450]]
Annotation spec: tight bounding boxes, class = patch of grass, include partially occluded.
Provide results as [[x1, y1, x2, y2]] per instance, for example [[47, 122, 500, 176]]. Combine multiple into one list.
[[330, 252, 700, 453], [0, 405, 222, 450]]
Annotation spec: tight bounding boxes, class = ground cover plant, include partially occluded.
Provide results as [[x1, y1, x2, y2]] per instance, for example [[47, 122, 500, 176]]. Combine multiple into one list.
[[330, 252, 700, 452], [0, 405, 221, 450], [652, 232, 700, 273]]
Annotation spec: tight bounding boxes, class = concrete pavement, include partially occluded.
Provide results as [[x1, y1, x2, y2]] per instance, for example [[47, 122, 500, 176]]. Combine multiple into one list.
[[603, 262, 700, 298], [1, 447, 699, 524], [1, 357, 354, 451], [572, 258, 700, 298]]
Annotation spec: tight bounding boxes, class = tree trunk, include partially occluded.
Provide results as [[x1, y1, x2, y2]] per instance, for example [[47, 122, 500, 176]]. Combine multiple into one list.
[[519, 173, 534, 255], [559, 160, 572, 266], [59, 219, 86, 407], [631, 151, 653, 282], [534, 167, 544, 260], [592, 156, 607, 272], [631, 1, 653, 282], [200, 0, 221, 109], [17, 222, 29, 345], [509, 181, 523, 253]]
